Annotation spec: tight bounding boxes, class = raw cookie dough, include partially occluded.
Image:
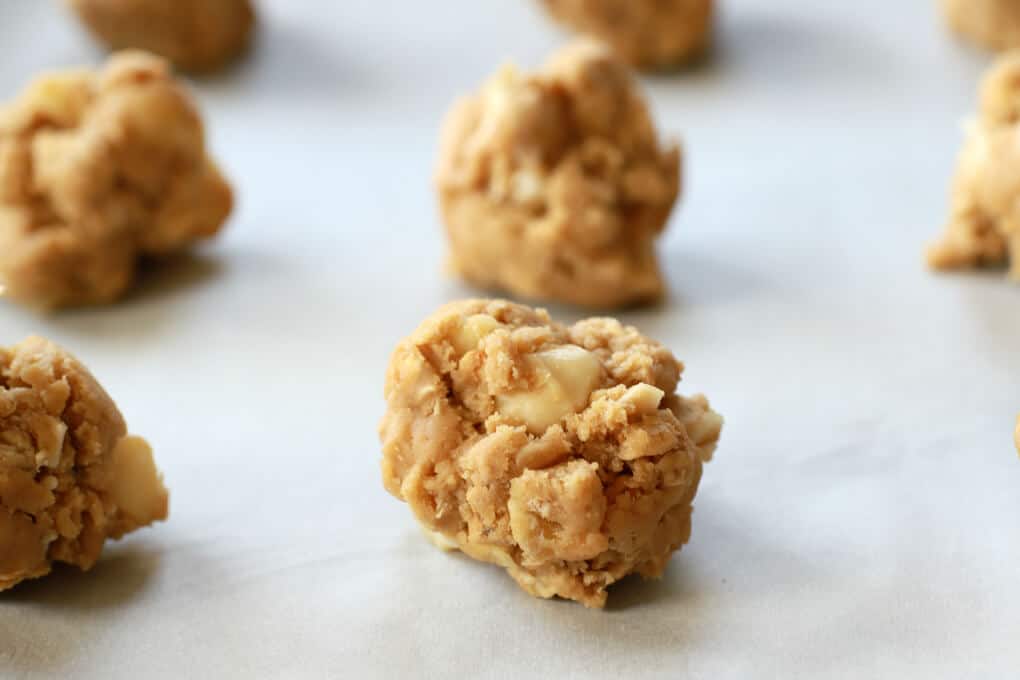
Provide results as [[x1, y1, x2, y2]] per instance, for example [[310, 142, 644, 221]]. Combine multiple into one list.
[[540, 0, 713, 69], [436, 41, 681, 309], [0, 337, 168, 592], [0, 51, 233, 309], [68, 0, 256, 73], [941, 0, 1020, 52], [927, 53, 1020, 277], [379, 299, 722, 607]]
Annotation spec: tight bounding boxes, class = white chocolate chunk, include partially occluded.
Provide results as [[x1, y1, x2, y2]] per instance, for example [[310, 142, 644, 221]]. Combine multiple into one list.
[[107, 436, 168, 524], [512, 168, 544, 203], [619, 383, 665, 415], [29, 413, 67, 469], [498, 345, 601, 433], [421, 526, 459, 551], [452, 314, 502, 355], [685, 409, 724, 448]]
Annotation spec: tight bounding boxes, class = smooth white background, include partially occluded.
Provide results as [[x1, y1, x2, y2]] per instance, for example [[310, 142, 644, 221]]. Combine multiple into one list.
[[1, 1, 1018, 678]]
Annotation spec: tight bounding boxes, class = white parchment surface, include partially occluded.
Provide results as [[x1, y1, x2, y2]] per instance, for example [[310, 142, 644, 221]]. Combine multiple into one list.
[[0, 1, 1017, 678]]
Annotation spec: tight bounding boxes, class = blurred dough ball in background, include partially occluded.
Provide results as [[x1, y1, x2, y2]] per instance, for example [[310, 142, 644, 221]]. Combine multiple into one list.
[[539, 0, 713, 69], [67, 0, 256, 73], [436, 40, 680, 309], [941, 0, 1020, 52], [0, 51, 233, 309], [926, 53, 1020, 277]]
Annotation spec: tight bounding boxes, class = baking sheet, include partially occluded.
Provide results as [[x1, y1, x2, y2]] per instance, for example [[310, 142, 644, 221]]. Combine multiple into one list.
[[1, 1, 1018, 678]]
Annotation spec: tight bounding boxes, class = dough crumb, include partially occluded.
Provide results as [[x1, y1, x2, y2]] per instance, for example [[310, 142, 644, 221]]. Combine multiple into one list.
[[68, 0, 256, 73], [0, 51, 233, 309], [927, 53, 1020, 278], [0, 337, 168, 592], [540, 0, 713, 69], [436, 40, 680, 309], [379, 299, 722, 607], [942, 0, 1020, 52]]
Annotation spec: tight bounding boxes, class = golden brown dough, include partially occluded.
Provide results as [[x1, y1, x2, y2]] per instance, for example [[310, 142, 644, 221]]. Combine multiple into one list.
[[68, 0, 255, 73], [0, 337, 168, 592], [436, 41, 680, 309], [927, 53, 1020, 277], [942, 0, 1020, 52], [379, 299, 722, 607], [0, 51, 232, 309], [540, 0, 713, 69]]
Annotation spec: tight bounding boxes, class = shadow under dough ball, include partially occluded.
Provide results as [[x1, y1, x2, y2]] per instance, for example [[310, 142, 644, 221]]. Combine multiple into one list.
[[379, 299, 723, 607], [927, 53, 1020, 277], [540, 0, 713, 69], [0, 337, 168, 592], [942, 0, 1020, 51], [68, 0, 255, 73], [0, 51, 233, 310], [436, 40, 681, 309]]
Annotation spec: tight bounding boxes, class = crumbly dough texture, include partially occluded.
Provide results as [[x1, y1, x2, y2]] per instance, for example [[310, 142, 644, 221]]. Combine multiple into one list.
[[0, 51, 232, 309], [68, 0, 255, 73], [436, 40, 680, 309], [379, 299, 722, 607], [942, 0, 1020, 52], [927, 54, 1020, 277], [540, 0, 713, 69], [0, 337, 168, 591]]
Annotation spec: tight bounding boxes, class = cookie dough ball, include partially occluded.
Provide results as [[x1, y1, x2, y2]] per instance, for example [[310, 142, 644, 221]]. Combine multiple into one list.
[[942, 0, 1020, 52], [0, 51, 233, 309], [436, 41, 680, 309], [68, 0, 255, 73], [379, 299, 722, 607], [540, 0, 713, 69], [0, 337, 168, 591], [927, 54, 1020, 276]]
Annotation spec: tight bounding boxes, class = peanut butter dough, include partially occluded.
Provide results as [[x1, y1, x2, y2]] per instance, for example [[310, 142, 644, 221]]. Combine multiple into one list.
[[0, 337, 168, 592], [0, 51, 233, 309], [942, 0, 1020, 52], [540, 0, 713, 69], [68, 0, 255, 73], [927, 53, 1020, 277], [379, 299, 722, 607], [436, 40, 680, 309]]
